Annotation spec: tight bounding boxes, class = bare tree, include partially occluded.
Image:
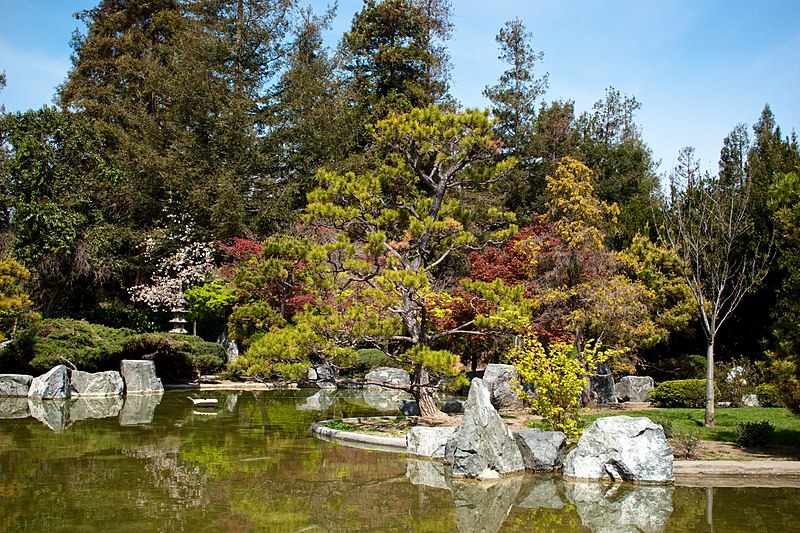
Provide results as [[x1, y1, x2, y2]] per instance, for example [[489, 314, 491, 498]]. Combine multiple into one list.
[[660, 146, 772, 427]]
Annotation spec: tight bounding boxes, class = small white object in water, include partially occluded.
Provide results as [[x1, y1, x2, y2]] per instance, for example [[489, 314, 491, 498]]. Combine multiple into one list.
[[187, 397, 219, 407]]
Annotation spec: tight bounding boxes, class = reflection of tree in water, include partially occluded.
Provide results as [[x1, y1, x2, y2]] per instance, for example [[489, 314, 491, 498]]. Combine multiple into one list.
[[122, 437, 209, 504]]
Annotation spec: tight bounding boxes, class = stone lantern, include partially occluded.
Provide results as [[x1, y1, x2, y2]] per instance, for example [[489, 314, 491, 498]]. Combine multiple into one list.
[[169, 291, 189, 334]]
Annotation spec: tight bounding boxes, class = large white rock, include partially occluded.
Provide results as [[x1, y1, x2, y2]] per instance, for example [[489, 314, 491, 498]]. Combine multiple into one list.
[[120, 360, 163, 394], [615, 375, 654, 403], [483, 364, 524, 410], [564, 416, 674, 483], [364, 367, 411, 388], [0, 374, 34, 397], [70, 370, 124, 397], [28, 365, 70, 400], [514, 428, 567, 471], [444, 378, 525, 478], [407, 426, 457, 458]]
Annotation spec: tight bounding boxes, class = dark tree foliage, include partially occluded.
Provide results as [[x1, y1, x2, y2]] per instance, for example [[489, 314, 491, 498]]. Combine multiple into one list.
[[339, 0, 453, 120]]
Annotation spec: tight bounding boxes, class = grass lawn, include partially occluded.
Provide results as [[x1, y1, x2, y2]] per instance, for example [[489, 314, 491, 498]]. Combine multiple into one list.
[[584, 407, 800, 446]]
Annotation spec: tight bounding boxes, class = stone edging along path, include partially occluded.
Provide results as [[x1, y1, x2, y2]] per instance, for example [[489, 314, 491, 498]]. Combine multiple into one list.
[[311, 418, 800, 482]]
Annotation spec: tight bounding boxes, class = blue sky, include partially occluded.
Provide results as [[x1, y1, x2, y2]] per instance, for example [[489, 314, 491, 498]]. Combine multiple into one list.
[[1, 0, 798, 175]]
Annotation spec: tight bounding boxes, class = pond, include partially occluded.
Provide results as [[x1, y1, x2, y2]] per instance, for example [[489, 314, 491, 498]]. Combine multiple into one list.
[[1, 389, 799, 532]]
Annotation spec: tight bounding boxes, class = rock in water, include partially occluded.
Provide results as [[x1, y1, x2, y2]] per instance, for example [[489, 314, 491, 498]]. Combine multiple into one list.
[[615, 375, 654, 403], [28, 365, 70, 400], [70, 370, 124, 396], [564, 415, 674, 483], [28, 398, 69, 432], [444, 378, 524, 478], [482, 364, 524, 410], [514, 428, 567, 471], [451, 476, 523, 533], [0, 374, 34, 397], [119, 392, 163, 426], [407, 426, 457, 458], [120, 360, 163, 394]]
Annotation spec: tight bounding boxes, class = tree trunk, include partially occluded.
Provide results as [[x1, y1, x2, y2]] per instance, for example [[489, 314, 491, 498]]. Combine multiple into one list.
[[705, 339, 715, 427], [413, 364, 439, 418]]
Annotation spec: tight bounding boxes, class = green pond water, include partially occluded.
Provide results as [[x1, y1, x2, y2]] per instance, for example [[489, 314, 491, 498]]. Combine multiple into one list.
[[1, 389, 799, 532]]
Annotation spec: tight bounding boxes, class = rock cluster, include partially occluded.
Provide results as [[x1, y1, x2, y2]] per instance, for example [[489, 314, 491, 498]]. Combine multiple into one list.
[[403, 376, 673, 486], [0, 359, 163, 399]]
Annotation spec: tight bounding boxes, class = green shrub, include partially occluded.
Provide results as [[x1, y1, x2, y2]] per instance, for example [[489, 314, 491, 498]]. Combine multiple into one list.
[[734, 420, 775, 448], [122, 333, 225, 380], [339, 348, 391, 377], [1, 318, 133, 373], [756, 383, 784, 407], [715, 357, 762, 407], [648, 379, 707, 408]]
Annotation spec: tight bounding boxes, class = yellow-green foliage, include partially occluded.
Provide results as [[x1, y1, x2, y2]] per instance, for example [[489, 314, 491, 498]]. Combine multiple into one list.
[[0, 258, 39, 341], [512, 336, 606, 439]]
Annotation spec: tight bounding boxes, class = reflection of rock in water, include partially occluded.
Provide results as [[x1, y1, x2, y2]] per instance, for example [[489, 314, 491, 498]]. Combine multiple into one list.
[[223, 392, 239, 413], [70, 395, 123, 422], [406, 458, 450, 490], [0, 397, 29, 419], [451, 475, 523, 533], [565, 481, 674, 533], [123, 440, 209, 505], [296, 390, 335, 411], [28, 399, 69, 432], [119, 392, 163, 426], [515, 475, 565, 510], [361, 388, 411, 412]]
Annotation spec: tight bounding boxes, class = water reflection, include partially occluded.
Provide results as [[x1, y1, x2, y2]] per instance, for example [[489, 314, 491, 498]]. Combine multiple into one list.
[[0, 397, 29, 419], [406, 458, 674, 533], [70, 395, 123, 422], [28, 399, 69, 432], [119, 392, 163, 426], [566, 481, 674, 533], [1, 391, 800, 532]]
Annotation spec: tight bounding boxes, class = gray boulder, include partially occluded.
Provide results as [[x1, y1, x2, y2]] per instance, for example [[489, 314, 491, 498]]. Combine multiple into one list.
[[28, 365, 70, 400], [364, 367, 411, 388], [28, 398, 69, 432], [590, 363, 616, 404], [307, 365, 336, 389], [440, 399, 464, 414], [615, 375, 654, 403], [406, 426, 457, 458], [444, 378, 525, 478], [69, 396, 124, 422], [742, 394, 760, 407], [70, 370, 124, 397], [0, 374, 34, 397], [564, 416, 674, 483], [514, 428, 567, 471], [398, 399, 420, 416], [0, 397, 29, 419], [482, 364, 524, 410], [566, 481, 674, 533], [120, 360, 163, 394], [119, 392, 163, 426]]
